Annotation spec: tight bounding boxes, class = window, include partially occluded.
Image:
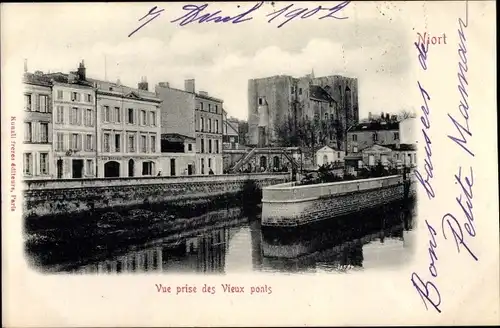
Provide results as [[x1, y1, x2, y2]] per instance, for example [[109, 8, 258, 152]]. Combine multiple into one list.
[[104, 106, 110, 122], [338, 152, 341, 159], [71, 92, 78, 101], [150, 111, 156, 126], [352, 134, 357, 141], [290, 86, 294, 94], [201, 138, 205, 153], [373, 133, 378, 141], [40, 153, 49, 174], [258, 97, 263, 105], [141, 110, 146, 125], [394, 132, 400, 140], [40, 123, 48, 143], [57, 90, 63, 100], [114, 107, 121, 123], [208, 158, 212, 168], [86, 94, 92, 102], [24, 122, 32, 142], [128, 108, 134, 124], [216, 120, 219, 133], [353, 146, 358, 153], [215, 105, 218, 113], [103, 133, 110, 152], [71, 107, 80, 125], [141, 135, 147, 152], [71, 133, 78, 150], [208, 104, 212, 112], [56, 133, 64, 151], [86, 160, 93, 175], [86, 134, 93, 151], [324, 113, 328, 121], [85, 109, 93, 126], [208, 118, 212, 132], [142, 161, 154, 176], [115, 134, 121, 152], [39, 95, 48, 112], [170, 158, 176, 176], [23, 153, 32, 175], [128, 135, 135, 152], [25, 94, 32, 110], [56, 106, 64, 123], [208, 139, 212, 153], [150, 136, 156, 153], [200, 117, 204, 131], [215, 140, 219, 153], [201, 158, 205, 174], [299, 88, 302, 95], [188, 143, 192, 151], [200, 102, 204, 111]]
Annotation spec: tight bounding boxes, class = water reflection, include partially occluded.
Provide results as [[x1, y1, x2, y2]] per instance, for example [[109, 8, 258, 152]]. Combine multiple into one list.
[[75, 200, 416, 274]]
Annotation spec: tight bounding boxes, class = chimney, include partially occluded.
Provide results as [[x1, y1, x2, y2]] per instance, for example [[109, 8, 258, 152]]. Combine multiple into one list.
[[116, 78, 121, 86], [24, 59, 28, 73], [77, 60, 86, 80], [185, 79, 195, 93], [199, 91, 208, 96], [138, 76, 149, 91]]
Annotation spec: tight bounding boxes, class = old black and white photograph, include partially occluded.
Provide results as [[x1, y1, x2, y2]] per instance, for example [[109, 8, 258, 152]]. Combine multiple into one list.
[[18, 1, 420, 275], [3, 1, 498, 326]]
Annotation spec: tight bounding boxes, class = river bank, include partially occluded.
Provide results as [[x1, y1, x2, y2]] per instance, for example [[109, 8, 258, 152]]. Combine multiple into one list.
[[25, 183, 262, 272]]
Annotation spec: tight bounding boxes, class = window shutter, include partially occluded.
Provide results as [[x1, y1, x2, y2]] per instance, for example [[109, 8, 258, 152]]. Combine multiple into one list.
[[36, 95, 40, 111], [47, 123, 53, 143]]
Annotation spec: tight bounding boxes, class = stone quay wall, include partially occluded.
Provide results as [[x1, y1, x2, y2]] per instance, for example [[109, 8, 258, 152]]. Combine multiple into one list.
[[23, 173, 290, 218], [261, 175, 415, 227]]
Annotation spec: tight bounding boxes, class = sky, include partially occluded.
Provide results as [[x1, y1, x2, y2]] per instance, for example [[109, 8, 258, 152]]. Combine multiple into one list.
[[3, 1, 422, 120]]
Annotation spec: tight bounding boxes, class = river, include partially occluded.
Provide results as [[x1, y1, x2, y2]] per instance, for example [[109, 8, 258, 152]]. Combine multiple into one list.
[[61, 199, 417, 274]]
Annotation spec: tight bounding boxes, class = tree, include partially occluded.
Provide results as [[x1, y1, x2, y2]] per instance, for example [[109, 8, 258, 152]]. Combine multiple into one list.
[[398, 110, 417, 120], [276, 114, 337, 167]]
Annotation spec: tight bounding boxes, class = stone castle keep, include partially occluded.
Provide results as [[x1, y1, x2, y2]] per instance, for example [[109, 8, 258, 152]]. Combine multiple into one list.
[[247, 72, 359, 151]]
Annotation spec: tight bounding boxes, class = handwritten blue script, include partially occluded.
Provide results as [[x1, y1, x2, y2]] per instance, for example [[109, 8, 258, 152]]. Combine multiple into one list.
[[411, 2, 475, 315], [441, 166, 477, 261], [128, 1, 351, 36], [414, 81, 435, 200], [170, 2, 264, 26], [128, 6, 165, 37]]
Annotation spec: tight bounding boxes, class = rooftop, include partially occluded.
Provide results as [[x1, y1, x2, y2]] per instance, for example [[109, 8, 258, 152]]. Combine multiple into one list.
[[386, 144, 417, 151], [309, 85, 336, 103], [23, 72, 52, 87], [348, 121, 400, 132], [161, 133, 196, 141]]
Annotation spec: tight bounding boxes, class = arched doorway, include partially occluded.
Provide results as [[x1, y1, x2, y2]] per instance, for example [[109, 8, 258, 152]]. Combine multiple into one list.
[[259, 156, 267, 170], [104, 161, 120, 177], [323, 154, 328, 165], [273, 156, 280, 170], [128, 159, 135, 177]]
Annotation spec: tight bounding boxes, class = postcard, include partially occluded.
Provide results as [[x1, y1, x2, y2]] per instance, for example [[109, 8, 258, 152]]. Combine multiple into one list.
[[1, 1, 498, 326]]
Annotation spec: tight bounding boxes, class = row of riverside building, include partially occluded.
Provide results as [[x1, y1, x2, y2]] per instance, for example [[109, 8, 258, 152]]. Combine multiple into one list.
[[23, 60, 224, 179]]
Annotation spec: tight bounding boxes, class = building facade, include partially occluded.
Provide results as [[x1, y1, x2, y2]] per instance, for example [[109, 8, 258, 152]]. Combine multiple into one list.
[[23, 72, 54, 179], [46, 62, 97, 179], [159, 133, 197, 176], [156, 79, 223, 175], [222, 110, 241, 150], [248, 72, 359, 151], [346, 121, 400, 155], [94, 77, 162, 178]]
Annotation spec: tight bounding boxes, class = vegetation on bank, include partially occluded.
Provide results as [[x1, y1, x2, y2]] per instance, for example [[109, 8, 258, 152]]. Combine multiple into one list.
[[298, 162, 401, 186]]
